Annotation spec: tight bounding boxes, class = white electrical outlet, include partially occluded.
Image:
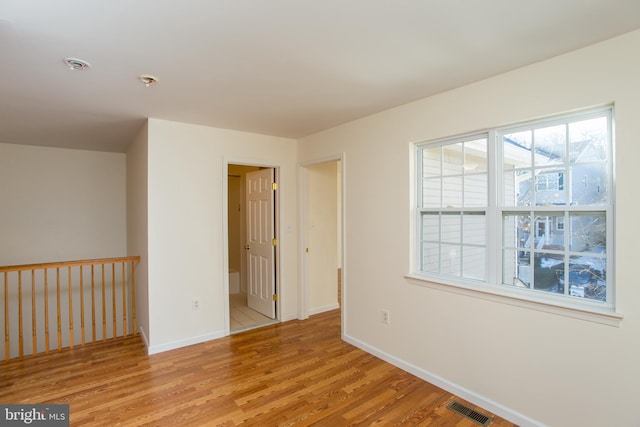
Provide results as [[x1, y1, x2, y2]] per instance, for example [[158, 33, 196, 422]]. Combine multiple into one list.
[[192, 298, 200, 311], [381, 309, 390, 324]]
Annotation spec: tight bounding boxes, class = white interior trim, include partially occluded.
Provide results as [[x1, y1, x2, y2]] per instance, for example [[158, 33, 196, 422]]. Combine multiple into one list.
[[298, 153, 347, 333], [222, 157, 284, 336], [148, 331, 226, 355], [343, 333, 546, 427], [405, 273, 623, 327], [308, 302, 340, 316]]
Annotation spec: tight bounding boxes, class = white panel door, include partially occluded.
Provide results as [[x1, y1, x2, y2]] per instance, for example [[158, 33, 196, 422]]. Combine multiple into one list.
[[245, 168, 276, 318]]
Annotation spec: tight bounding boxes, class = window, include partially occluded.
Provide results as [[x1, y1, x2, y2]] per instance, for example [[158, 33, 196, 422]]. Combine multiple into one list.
[[415, 108, 614, 311], [417, 135, 489, 281], [535, 171, 564, 191]]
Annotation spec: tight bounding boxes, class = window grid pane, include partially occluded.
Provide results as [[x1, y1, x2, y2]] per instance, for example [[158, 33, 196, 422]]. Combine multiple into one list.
[[462, 246, 485, 281], [417, 108, 611, 306], [442, 176, 463, 207], [499, 110, 610, 303], [440, 244, 461, 276], [418, 134, 488, 278]]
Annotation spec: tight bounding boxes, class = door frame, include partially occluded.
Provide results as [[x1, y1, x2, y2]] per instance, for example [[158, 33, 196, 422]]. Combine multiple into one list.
[[298, 154, 346, 333], [223, 158, 281, 336]]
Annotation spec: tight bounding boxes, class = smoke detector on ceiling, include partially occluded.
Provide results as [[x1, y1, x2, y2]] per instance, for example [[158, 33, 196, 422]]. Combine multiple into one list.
[[63, 57, 91, 71], [138, 75, 159, 87]]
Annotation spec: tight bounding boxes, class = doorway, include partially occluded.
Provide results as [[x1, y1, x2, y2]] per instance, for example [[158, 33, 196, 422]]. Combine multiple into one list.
[[227, 164, 278, 333], [301, 159, 343, 321]]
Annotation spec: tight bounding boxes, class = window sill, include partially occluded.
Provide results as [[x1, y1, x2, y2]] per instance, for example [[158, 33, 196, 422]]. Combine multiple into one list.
[[405, 273, 623, 327]]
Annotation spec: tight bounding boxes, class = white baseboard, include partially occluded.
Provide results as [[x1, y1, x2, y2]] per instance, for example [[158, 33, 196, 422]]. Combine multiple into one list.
[[308, 302, 340, 316], [342, 334, 545, 427], [147, 330, 226, 355], [138, 326, 150, 348], [282, 312, 299, 322]]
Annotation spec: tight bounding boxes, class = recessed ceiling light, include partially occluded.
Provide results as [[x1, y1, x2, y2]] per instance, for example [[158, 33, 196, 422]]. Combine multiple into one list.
[[138, 75, 159, 87], [63, 57, 91, 71]]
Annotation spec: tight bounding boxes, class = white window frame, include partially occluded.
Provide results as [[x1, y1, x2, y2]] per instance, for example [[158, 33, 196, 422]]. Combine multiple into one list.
[[407, 107, 621, 326], [415, 133, 490, 281]]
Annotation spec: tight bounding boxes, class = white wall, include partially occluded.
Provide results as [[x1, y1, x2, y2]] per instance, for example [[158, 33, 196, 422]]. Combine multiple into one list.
[[0, 143, 129, 357], [337, 162, 342, 269], [126, 123, 150, 343], [297, 30, 640, 427], [146, 119, 297, 353], [307, 161, 339, 314], [0, 143, 127, 265]]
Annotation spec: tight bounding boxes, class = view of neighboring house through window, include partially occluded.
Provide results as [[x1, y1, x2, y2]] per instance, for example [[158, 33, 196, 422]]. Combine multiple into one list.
[[416, 107, 613, 308], [418, 135, 488, 281], [535, 171, 564, 191]]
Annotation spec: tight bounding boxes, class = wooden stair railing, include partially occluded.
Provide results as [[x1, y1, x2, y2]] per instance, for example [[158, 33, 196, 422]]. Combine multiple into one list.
[[1, 256, 140, 361]]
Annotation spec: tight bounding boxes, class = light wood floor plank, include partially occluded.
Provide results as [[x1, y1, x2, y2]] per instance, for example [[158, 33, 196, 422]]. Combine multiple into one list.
[[1, 309, 517, 426]]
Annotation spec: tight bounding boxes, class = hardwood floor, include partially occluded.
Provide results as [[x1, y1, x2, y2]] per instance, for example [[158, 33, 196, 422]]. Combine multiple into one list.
[[1, 309, 517, 426]]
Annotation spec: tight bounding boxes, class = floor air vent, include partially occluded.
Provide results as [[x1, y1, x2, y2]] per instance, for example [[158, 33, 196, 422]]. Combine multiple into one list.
[[446, 401, 492, 426]]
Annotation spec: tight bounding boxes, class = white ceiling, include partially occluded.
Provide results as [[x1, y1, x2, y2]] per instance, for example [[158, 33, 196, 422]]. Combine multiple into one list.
[[1, 1, 639, 153]]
